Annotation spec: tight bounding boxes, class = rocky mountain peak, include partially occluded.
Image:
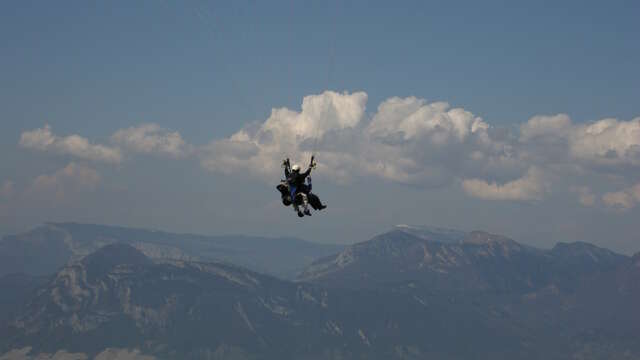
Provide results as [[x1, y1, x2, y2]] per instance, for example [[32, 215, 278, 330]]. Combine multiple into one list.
[[393, 225, 466, 244], [81, 243, 152, 280], [462, 231, 516, 246], [82, 242, 150, 266], [3, 226, 639, 359]]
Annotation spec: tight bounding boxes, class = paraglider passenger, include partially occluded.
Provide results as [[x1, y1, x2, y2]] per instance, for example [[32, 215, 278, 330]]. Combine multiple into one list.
[[280, 157, 326, 217]]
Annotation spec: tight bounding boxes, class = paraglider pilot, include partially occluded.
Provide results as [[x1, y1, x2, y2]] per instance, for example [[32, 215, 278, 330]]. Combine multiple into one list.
[[278, 156, 326, 217]]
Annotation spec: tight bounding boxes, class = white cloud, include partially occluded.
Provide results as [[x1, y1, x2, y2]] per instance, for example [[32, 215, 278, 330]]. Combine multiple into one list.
[[201, 91, 638, 205], [519, 115, 640, 169], [18, 91, 640, 207], [18, 126, 56, 150], [368, 97, 487, 144], [362, 96, 516, 185], [20, 125, 122, 163], [569, 117, 640, 167], [266, 90, 368, 139], [519, 114, 572, 142], [28, 163, 101, 202], [200, 90, 368, 179], [602, 182, 640, 210], [461, 167, 547, 201], [200, 91, 518, 188], [112, 123, 190, 157]]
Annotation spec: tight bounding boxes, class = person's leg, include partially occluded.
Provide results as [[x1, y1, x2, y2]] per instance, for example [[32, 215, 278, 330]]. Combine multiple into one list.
[[277, 184, 291, 206], [308, 193, 326, 210], [307, 193, 320, 210], [301, 193, 311, 216], [293, 193, 304, 217], [293, 203, 303, 217]]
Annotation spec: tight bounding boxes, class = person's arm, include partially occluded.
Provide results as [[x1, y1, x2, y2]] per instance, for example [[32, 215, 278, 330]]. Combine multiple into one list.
[[283, 158, 291, 178], [302, 155, 315, 177]]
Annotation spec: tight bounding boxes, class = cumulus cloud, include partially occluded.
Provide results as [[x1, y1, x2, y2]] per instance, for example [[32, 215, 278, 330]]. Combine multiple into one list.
[[461, 167, 547, 201], [519, 115, 640, 168], [28, 163, 101, 202], [362, 96, 517, 186], [519, 114, 572, 142], [602, 182, 640, 210], [200, 91, 518, 188], [368, 97, 487, 144], [569, 117, 640, 167], [199, 90, 640, 204], [112, 123, 190, 157], [20, 125, 122, 163], [200, 91, 368, 179], [19, 91, 640, 206]]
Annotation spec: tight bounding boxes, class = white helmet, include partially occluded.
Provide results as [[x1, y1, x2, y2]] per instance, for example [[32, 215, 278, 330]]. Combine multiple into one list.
[[291, 164, 301, 172]]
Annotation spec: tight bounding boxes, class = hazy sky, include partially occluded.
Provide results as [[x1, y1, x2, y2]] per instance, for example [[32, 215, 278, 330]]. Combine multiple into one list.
[[1, 0, 639, 253]]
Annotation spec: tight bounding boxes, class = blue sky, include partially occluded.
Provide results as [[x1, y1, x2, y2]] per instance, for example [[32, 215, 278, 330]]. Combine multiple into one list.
[[1, 0, 639, 253]]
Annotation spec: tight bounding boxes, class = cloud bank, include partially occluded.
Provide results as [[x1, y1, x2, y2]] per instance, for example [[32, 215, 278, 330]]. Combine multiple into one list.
[[20, 123, 189, 163], [200, 91, 368, 179], [28, 163, 101, 202], [19, 91, 640, 207], [200, 91, 639, 205], [20, 125, 122, 163], [200, 92, 516, 188], [461, 167, 547, 201]]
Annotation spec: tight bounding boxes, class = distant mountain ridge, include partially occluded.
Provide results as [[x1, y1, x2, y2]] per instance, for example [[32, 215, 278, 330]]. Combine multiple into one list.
[[0, 222, 345, 279], [0, 244, 364, 359], [1, 228, 640, 359], [393, 224, 467, 244], [298, 228, 627, 293]]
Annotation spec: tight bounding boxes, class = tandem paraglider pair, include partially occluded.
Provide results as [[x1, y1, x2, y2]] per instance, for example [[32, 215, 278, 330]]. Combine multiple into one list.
[[277, 156, 327, 217]]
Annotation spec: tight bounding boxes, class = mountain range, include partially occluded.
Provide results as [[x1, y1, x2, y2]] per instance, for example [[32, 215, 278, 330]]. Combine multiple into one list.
[[1, 224, 639, 359], [0, 223, 345, 280]]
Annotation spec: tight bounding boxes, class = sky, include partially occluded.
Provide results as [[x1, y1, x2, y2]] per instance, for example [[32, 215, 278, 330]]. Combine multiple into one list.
[[1, 0, 639, 253]]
